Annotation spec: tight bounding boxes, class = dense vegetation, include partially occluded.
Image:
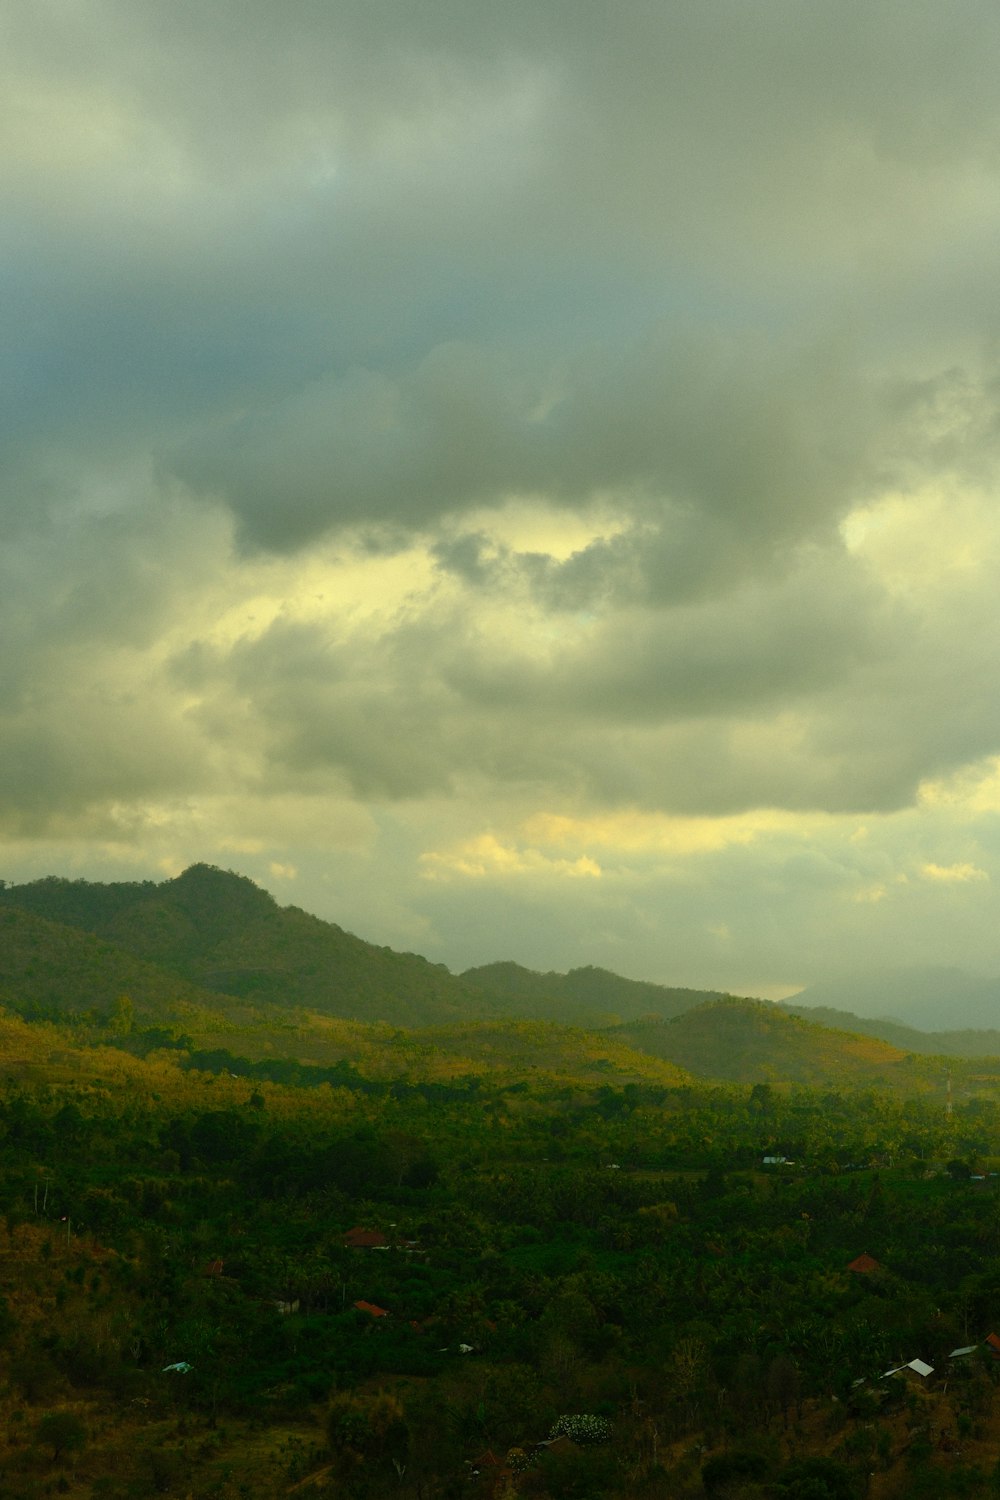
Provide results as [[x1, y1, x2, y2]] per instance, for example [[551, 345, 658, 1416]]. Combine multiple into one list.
[[5, 868, 1000, 1496]]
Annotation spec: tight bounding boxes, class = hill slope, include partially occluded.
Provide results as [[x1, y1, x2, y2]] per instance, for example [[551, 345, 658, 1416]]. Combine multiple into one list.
[[0, 867, 732, 1030], [6, 866, 1000, 1085], [463, 960, 727, 1023], [0, 904, 243, 1026], [780, 1001, 1000, 1058], [792, 966, 1000, 1031], [610, 997, 948, 1090], [0, 866, 504, 1028]]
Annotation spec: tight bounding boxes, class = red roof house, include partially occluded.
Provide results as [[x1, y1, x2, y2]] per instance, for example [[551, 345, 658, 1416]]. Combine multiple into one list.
[[847, 1253, 881, 1275], [343, 1227, 389, 1249], [354, 1300, 390, 1318]]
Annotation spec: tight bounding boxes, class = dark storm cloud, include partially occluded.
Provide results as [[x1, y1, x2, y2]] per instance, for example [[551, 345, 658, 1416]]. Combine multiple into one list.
[[6, 0, 1000, 554], [175, 326, 887, 556]]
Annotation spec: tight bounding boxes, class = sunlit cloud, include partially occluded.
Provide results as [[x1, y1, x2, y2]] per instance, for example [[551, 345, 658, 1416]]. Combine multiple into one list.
[[920, 861, 989, 884], [419, 833, 601, 882], [522, 808, 836, 857]]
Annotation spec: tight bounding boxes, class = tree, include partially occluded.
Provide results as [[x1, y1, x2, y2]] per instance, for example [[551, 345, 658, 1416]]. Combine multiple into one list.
[[776, 1455, 859, 1499], [702, 1449, 770, 1494], [766, 1353, 801, 1427], [106, 994, 135, 1036], [326, 1389, 409, 1494], [36, 1410, 87, 1462]]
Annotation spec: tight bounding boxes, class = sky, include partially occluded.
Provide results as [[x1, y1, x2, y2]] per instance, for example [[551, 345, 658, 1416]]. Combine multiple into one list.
[[6, 2, 1000, 998]]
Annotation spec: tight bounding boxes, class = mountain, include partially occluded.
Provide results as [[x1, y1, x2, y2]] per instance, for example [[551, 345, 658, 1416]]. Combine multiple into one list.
[[791, 966, 1000, 1032], [0, 866, 499, 1028], [462, 960, 727, 1023], [0, 867, 737, 1031], [0, 903, 242, 1026], [609, 997, 949, 1089], [6, 866, 1000, 1087], [779, 1001, 1000, 1058]]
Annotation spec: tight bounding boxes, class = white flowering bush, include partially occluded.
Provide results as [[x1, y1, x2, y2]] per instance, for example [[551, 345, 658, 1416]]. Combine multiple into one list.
[[505, 1446, 532, 1473], [549, 1414, 613, 1446]]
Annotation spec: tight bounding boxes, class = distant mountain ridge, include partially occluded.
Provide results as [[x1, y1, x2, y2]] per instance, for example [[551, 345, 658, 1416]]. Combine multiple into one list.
[[4, 866, 1000, 1088], [779, 1001, 1000, 1058], [791, 966, 1000, 1032], [461, 960, 726, 1025], [0, 867, 737, 1030]]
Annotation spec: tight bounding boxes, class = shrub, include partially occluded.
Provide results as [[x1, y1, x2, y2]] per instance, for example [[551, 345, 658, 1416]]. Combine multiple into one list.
[[702, 1449, 769, 1495], [35, 1410, 86, 1462], [549, 1414, 613, 1446]]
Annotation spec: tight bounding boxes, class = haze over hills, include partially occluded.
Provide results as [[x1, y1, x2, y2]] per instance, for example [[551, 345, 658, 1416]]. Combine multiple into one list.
[[791, 966, 1000, 1033], [778, 1001, 1000, 1059]]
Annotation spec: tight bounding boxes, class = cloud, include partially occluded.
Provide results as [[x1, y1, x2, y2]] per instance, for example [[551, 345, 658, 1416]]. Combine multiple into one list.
[[7, 2, 1000, 991], [419, 833, 601, 882], [920, 862, 989, 884]]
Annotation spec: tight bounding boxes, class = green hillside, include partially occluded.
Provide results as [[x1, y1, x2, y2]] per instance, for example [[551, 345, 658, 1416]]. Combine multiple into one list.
[[463, 959, 727, 1023], [7, 865, 1000, 1093], [0, 904, 243, 1027], [0, 866, 503, 1028], [610, 996, 958, 1090], [394, 1018, 692, 1087], [0, 867, 728, 1030], [781, 1000, 1000, 1058]]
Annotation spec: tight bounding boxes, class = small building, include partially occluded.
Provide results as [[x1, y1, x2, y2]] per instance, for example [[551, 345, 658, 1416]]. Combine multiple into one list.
[[847, 1253, 882, 1275], [532, 1435, 577, 1458], [468, 1450, 505, 1471], [354, 1300, 389, 1319], [343, 1227, 389, 1249], [882, 1358, 934, 1383], [985, 1333, 1000, 1357]]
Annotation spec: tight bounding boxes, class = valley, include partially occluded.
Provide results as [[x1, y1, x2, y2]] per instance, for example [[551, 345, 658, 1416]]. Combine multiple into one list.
[[3, 868, 1000, 1497]]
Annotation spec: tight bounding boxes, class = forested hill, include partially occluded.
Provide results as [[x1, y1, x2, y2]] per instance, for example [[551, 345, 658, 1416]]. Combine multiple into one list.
[[0, 904, 241, 1026], [609, 997, 953, 1090], [0, 866, 732, 1030], [780, 1001, 1000, 1058], [0, 866, 500, 1028], [462, 960, 726, 1023], [3, 866, 998, 1073]]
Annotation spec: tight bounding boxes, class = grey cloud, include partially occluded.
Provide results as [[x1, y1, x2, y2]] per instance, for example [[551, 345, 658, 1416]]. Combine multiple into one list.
[[162, 543, 917, 817], [7, 0, 1000, 876], [178, 326, 887, 555], [439, 546, 897, 721], [161, 515, 1000, 823], [6, 0, 1000, 558], [0, 492, 232, 835]]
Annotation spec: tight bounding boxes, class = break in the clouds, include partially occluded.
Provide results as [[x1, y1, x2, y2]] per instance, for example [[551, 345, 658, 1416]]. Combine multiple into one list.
[[6, 1, 1000, 995]]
